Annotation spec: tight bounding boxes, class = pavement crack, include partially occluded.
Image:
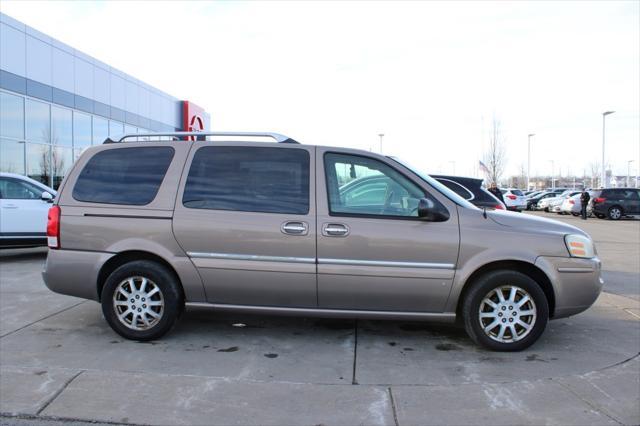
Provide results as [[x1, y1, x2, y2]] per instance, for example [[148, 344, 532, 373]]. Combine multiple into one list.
[[554, 380, 625, 425], [0, 300, 87, 339], [351, 319, 358, 385], [36, 370, 85, 416], [387, 387, 400, 426]]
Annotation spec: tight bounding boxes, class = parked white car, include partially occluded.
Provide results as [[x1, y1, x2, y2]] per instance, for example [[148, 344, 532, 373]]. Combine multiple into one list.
[[550, 191, 581, 213], [560, 192, 596, 217], [500, 188, 527, 211], [0, 173, 56, 248]]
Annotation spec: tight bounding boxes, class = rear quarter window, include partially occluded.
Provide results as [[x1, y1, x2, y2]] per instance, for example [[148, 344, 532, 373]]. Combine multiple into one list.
[[72, 146, 174, 205]]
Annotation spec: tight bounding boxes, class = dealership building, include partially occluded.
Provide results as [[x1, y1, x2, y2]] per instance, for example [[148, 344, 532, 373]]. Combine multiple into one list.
[[0, 12, 210, 189]]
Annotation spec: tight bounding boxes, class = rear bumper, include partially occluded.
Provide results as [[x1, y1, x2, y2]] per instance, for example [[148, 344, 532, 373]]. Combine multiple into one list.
[[535, 256, 604, 319], [43, 249, 114, 301]]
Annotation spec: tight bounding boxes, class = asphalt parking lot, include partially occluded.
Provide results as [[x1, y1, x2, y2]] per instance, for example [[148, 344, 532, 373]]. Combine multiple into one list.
[[1, 212, 638, 426]]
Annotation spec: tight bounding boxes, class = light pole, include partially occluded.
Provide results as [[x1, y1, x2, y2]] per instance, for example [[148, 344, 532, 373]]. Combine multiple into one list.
[[378, 133, 384, 154], [527, 133, 535, 190], [601, 111, 615, 188], [549, 160, 555, 190], [628, 160, 634, 187]]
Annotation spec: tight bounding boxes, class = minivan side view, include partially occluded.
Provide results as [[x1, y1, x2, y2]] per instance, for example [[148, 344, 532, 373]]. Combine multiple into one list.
[[43, 132, 604, 351]]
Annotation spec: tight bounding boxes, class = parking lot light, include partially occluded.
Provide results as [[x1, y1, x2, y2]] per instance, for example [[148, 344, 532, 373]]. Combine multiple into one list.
[[527, 133, 535, 190], [602, 111, 615, 188]]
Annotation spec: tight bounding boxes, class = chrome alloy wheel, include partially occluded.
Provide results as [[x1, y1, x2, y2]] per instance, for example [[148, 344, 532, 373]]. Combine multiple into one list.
[[478, 286, 537, 343], [609, 207, 622, 220], [113, 276, 164, 331]]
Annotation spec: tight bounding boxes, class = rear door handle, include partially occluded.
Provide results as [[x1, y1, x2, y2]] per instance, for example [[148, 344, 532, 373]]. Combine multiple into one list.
[[322, 223, 350, 237], [281, 221, 309, 236]]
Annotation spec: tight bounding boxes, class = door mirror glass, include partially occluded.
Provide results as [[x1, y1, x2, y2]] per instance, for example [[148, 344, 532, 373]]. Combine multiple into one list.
[[417, 198, 449, 222], [41, 191, 53, 202]]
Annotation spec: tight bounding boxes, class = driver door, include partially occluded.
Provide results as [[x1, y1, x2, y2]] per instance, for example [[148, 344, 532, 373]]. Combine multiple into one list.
[[316, 149, 460, 312]]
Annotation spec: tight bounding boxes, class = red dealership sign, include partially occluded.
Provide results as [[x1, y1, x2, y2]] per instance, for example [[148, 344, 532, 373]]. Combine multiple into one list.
[[182, 101, 207, 140]]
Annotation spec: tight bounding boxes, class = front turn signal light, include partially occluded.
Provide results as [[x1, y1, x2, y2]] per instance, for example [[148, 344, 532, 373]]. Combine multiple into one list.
[[564, 234, 595, 259]]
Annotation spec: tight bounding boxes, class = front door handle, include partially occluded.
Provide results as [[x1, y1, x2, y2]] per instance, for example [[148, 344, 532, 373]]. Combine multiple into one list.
[[322, 223, 350, 237], [281, 221, 309, 236]]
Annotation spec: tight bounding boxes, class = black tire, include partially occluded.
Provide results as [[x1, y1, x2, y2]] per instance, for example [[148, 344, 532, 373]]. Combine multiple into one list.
[[462, 270, 549, 351], [571, 212, 580, 217], [608, 206, 623, 220], [101, 260, 183, 341]]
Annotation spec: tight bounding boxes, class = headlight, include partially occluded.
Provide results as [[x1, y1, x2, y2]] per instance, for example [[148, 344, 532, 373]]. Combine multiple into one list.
[[565, 234, 595, 258]]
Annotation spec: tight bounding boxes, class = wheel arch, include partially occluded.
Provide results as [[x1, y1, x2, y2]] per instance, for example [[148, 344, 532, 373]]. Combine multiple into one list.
[[97, 250, 185, 303], [456, 260, 556, 319]]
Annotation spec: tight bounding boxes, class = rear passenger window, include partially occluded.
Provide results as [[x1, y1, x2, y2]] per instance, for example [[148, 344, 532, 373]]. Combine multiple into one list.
[[72, 147, 174, 205], [437, 179, 473, 200], [183, 146, 310, 214]]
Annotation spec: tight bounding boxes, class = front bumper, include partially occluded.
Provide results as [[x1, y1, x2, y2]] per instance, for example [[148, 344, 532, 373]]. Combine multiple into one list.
[[535, 256, 604, 319]]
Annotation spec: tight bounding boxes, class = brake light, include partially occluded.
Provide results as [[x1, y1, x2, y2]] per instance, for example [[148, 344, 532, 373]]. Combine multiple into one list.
[[593, 197, 605, 204], [495, 204, 505, 210], [569, 200, 575, 205], [507, 194, 517, 200], [47, 206, 61, 249]]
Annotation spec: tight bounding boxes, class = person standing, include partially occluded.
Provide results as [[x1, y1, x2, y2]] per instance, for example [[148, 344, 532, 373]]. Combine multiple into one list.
[[488, 182, 505, 204], [580, 189, 591, 220]]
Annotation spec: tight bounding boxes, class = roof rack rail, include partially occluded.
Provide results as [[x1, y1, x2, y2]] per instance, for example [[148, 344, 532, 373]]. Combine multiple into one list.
[[104, 131, 299, 144]]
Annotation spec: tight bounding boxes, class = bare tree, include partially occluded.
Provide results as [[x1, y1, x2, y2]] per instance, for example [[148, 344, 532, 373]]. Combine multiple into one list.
[[482, 117, 507, 184], [588, 161, 601, 188]]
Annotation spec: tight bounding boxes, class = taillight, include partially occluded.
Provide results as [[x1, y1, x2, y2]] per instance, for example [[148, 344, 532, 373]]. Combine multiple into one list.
[[593, 197, 605, 204], [569, 200, 575, 205], [47, 206, 61, 249], [495, 204, 505, 210], [507, 194, 517, 200]]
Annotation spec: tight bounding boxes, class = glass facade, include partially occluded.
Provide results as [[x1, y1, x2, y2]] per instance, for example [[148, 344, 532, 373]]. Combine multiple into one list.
[[0, 89, 152, 189]]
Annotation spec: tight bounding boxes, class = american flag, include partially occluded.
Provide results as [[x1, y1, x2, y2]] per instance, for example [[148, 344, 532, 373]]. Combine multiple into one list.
[[478, 160, 490, 175]]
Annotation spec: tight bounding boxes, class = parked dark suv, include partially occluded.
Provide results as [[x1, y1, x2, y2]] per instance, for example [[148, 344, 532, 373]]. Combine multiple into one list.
[[431, 175, 506, 210], [592, 188, 640, 220]]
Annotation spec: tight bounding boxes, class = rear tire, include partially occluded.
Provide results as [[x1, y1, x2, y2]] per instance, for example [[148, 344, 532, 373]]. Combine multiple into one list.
[[101, 260, 183, 341], [462, 270, 549, 351], [608, 206, 623, 220], [571, 212, 580, 217]]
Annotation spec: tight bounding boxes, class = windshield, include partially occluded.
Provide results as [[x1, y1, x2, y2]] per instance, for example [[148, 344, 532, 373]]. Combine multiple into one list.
[[390, 157, 479, 210]]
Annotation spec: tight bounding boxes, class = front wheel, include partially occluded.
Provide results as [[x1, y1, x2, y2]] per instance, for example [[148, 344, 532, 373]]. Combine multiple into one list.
[[462, 270, 549, 351], [101, 260, 183, 341]]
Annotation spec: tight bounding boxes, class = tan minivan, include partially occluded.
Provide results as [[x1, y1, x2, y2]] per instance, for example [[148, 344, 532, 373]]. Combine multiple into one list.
[[43, 132, 604, 351]]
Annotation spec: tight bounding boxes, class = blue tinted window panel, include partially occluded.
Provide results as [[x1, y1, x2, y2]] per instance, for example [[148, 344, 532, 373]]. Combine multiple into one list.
[[74, 95, 93, 114], [0, 70, 26, 94], [93, 101, 110, 118], [110, 106, 125, 123], [26, 79, 52, 102], [52, 88, 74, 108], [125, 112, 140, 127]]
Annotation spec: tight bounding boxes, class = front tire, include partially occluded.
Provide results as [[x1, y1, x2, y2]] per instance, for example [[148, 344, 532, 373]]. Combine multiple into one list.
[[462, 270, 549, 351], [101, 260, 183, 341]]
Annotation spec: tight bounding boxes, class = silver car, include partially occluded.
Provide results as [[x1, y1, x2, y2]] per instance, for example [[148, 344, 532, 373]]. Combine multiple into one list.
[[42, 132, 604, 352]]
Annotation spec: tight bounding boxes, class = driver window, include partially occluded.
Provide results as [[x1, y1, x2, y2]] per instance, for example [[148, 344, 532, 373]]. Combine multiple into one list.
[[0, 178, 42, 200], [324, 153, 425, 217]]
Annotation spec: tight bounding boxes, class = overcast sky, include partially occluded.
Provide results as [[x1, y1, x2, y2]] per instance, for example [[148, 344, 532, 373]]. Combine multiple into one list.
[[3, 1, 639, 179]]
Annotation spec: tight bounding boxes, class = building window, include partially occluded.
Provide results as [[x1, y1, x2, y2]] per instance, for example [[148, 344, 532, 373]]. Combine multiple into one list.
[[0, 138, 25, 175], [93, 116, 109, 145], [25, 143, 50, 186], [0, 92, 24, 140], [25, 99, 50, 144], [52, 106, 72, 147], [109, 120, 124, 137]]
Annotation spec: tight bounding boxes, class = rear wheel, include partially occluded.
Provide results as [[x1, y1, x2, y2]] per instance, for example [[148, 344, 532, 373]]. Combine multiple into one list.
[[608, 206, 623, 220], [101, 260, 183, 341], [571, 212, 580, 217], [462, 270, 549, 351]]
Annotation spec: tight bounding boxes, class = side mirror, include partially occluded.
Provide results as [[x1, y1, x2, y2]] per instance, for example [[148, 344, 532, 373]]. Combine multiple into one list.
[[417, 198, 449, 222], [41, 191, 53, 203]]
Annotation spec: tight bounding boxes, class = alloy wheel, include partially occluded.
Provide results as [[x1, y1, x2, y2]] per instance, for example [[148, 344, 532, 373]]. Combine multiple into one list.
[[478, 285, 537, 343], [113, 276, 164, 331]]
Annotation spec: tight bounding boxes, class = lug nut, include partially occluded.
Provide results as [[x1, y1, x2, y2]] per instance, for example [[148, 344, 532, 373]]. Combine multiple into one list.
[[137, 308, 142, 312], [142, 304, 146, 308], [502, 319, 507, 323]]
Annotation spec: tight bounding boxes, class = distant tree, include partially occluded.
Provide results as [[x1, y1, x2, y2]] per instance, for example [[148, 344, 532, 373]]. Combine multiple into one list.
[[589, 161, 601, 188], [482, 116, 507, 184]]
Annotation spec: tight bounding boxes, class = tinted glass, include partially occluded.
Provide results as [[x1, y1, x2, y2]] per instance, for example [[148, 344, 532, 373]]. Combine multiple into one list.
[[437, 179, 473, 200], [93, 117, 109, 145], [73, 147, 174, 205], [183, 146, 310, 214], [0, 138, 25, 174], [511, 189, 524, 196], [51, 106, 72, 147], [109, 120, 124, 137], [25, 99, 50, 143], [325, 153, 426, 217], [26, 143, 50, 186], [0, 92, 24, 139], [73, 111, 92, 149], [52, 146, 72, 190], [0, 177, 43, 199]]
